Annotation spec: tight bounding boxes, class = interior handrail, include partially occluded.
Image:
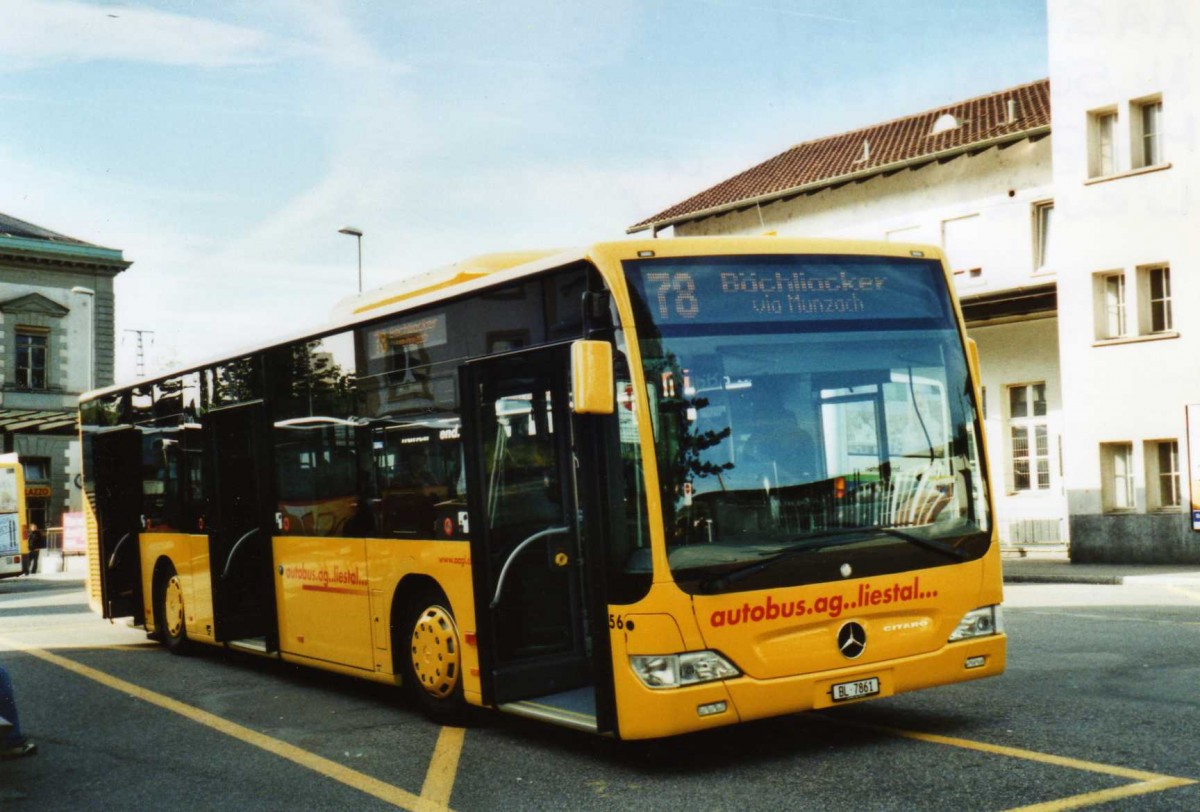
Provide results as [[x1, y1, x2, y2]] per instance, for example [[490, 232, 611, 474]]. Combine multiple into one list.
[[490, 525, 569, 609], [221, 528, 260, 580], [106, 532, 132, 570]]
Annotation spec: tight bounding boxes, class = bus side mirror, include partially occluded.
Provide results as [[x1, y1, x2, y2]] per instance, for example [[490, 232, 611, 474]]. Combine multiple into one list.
[[571, 340, 614, 415]]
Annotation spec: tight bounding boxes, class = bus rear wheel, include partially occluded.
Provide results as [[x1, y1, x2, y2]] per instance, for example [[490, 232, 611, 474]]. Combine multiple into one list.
[[156, 567, 193, 655], [402, 589, 466, 723]]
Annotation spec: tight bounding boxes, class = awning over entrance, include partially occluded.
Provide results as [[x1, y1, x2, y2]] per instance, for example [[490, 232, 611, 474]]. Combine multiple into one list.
[[960, 282, 1057, 325], [0, 409, 78, 433]]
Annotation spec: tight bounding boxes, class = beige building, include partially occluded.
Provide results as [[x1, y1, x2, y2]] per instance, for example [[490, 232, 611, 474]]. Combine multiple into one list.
[[1047, 0, 1198, 562], [628, 0, 1198, 563], [0, 212, 130, 531]]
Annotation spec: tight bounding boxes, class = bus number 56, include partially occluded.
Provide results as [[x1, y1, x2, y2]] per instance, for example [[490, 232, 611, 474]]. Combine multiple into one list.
[[646, 272, 700, 320]]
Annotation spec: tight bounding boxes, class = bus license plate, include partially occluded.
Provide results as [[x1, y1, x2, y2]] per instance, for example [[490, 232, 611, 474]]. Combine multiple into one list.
[[831, 677, 880, 702]]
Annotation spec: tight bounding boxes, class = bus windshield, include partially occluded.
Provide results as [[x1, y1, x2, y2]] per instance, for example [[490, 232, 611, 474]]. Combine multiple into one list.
[[624, 253, 991, 593]]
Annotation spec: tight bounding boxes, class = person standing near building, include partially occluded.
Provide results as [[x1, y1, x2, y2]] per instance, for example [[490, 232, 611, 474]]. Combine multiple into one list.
[[22, 524, 44, 576]]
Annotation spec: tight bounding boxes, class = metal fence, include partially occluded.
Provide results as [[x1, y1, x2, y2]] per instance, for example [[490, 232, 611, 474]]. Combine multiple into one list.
[[998, 518, 1064, 546]]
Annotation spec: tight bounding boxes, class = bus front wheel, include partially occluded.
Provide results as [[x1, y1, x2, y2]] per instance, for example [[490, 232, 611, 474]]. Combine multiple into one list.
[[155, 566, 193, 656], [402, 588, 466, 723]]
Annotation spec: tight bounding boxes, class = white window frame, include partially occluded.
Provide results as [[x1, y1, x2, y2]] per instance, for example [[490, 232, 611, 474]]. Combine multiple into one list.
[[941, 214, 983, 278], [1132, 96, 1164, 169], [1007, 383, 1050, 493], [1144, 439, 1181, 511], [1088, 108, 1119, 178], [1093, 271, 1127, 340], [1137, 264, 1173, 334], [14, 327, 49, 390], [1101, 442, 1136, 512], [1032, 200, 1055, 271]]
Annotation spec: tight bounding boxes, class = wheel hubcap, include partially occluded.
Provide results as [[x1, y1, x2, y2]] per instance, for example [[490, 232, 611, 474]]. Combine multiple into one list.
[[410, 605, 460, 698], [165, 575, 185, 638]]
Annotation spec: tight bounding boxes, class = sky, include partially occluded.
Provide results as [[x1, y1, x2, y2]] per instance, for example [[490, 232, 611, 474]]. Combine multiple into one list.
[[0, 0, 1047, 380]]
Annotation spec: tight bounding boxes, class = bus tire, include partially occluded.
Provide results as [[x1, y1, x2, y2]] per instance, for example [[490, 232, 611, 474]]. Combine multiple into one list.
[[155, 565, 193, 656], [401, 587, 466, 724]]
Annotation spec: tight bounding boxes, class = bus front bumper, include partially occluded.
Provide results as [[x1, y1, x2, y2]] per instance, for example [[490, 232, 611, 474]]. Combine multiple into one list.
[[616, 635, 1005, 740]]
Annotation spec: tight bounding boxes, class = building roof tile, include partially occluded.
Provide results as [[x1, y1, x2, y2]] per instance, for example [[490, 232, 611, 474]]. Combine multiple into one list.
[[628, 78, 1050, 233]]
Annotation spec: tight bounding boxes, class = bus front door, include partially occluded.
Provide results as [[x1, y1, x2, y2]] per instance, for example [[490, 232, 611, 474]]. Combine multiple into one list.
[[204, 402, 278, 647], [92, 427, 144, 622], [464, 347, 593, 707]]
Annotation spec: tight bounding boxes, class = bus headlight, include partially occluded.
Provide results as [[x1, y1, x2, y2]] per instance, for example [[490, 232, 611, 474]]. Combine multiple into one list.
[[630, 651, 740, 689], [948, 605, 1004, 642]]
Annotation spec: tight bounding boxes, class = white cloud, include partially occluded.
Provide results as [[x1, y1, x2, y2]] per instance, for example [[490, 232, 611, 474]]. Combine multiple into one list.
[[0, 0, 280, 70]]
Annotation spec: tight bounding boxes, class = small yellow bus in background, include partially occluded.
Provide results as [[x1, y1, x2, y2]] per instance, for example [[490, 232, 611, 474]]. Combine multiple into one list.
[[81, 237, 1004, 739], [0, 455, 28, 579]]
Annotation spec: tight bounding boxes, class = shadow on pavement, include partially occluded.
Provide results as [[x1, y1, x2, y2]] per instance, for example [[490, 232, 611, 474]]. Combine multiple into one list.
[[0, 577, 86, 597]]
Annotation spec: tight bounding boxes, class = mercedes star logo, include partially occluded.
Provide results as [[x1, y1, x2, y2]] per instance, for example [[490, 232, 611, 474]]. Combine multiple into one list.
[[837, 621, 867, 659]]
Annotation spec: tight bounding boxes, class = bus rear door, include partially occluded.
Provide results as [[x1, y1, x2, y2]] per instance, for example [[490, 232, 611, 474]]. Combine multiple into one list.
[[91, 428, 144, 621], [463, 346, 595, 717]]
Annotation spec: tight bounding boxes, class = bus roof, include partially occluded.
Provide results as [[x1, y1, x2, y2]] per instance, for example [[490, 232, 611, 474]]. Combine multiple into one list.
[[82, 236, 946, 401]]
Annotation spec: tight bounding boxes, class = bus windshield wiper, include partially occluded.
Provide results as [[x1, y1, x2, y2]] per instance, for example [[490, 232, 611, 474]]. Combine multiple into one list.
[[699, 528, 877, 594], [874, 526, 969, 563], [698, 526, 967, 594]]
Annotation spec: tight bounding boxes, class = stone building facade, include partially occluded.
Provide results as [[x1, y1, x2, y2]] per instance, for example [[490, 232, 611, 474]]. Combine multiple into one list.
[[0, 213, 130, 531]]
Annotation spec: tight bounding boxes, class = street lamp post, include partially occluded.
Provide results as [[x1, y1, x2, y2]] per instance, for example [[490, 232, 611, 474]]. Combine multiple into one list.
[[70, 286, 95, 392], [338, 226, 364, 292]]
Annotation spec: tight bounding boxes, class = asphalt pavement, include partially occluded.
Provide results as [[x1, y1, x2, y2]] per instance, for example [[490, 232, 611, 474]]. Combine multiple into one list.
[[5, 553, 1200, 810]]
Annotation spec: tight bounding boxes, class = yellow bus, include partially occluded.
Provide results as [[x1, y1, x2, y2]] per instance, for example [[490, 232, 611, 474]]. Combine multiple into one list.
[[0, 457, 28, 579], [81, 237, 1004, 739]]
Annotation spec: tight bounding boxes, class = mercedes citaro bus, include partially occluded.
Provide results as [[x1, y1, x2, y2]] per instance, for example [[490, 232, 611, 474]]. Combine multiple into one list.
[[81, 237, 1004, 739]]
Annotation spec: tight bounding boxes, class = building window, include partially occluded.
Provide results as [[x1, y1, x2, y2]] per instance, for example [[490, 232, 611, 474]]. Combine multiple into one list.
[[1008, 383, 1049, 492], [1089, 109, 1118, 178], [1145, 440, 1180, 510], [1140, 264, 1172, 334], [15, 329, 49, 390], [1033, 201, 1055, 270], [1134, 98, 1163, 168], [930, 113, 961, 135], [1094, 271, 1127, 339], [22, 458, 50, 482], [942, 214, 983, 277], [1101, 442, 1135, 511]]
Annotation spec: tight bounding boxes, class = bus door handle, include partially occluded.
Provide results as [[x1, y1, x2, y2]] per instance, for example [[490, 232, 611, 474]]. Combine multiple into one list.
[[106, 532, 132, 570], [489, 525, 569, 610], [221, 528, 260, 581]]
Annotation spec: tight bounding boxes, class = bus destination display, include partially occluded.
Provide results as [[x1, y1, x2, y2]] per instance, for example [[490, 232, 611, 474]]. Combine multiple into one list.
[[626, 256, 949, 325]]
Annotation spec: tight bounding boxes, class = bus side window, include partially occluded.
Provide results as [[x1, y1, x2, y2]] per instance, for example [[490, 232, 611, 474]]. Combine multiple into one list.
[[373, 417, 464, 539], [274, 423, 361, 537], [141, 427, 183, 532], [183, 432, 205, 533]]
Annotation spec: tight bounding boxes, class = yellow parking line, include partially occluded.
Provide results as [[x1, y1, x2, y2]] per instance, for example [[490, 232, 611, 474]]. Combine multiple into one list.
[[1007, 775, 1196, 812], [878, 725, 1168, 781], [420, 726, 465, 808], [827, 717, 1196, 809], [2, 637, 459, 812]]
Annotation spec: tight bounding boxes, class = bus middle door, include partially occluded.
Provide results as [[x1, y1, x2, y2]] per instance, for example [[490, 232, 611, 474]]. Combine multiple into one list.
[[463, 346, 592, 706], [203, 401, 278, 648]]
